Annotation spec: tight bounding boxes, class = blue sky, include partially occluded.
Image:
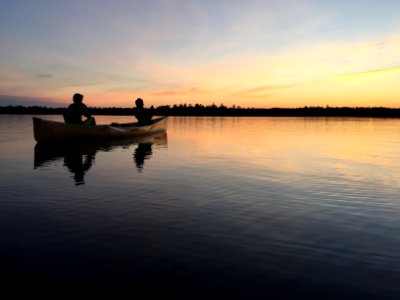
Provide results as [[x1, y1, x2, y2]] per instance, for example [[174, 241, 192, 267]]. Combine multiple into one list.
[[0, 0, 399, 107]]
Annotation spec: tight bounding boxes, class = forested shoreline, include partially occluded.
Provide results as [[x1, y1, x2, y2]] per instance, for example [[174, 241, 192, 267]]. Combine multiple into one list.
[[1, 104, 400, 117]]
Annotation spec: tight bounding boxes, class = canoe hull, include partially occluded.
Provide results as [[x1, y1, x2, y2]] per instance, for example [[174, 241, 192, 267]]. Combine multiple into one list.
[[33, 117, 167, 142]]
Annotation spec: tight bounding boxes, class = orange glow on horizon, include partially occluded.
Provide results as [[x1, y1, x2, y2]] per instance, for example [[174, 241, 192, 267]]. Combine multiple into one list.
[[3, 37, 400, 109]]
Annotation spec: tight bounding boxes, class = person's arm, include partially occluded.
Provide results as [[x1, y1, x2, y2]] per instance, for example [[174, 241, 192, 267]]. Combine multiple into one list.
[[81, 103, 92, 118]]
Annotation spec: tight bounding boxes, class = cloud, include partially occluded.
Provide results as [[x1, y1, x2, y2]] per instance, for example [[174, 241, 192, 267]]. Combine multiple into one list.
[[0, 95, 62, 106], [232, 84, 298, 99], [35, 73, 52, 79], [332, 65, 400, 78], [150, 87, 208, 97], [328, 65, 400, 85]]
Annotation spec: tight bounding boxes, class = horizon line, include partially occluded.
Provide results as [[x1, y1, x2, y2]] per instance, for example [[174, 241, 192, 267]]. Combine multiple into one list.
[[1, 104, 400, 110]]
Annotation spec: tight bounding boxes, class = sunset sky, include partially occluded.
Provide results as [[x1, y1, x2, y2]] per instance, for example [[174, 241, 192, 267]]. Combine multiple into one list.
[[0, 0, 399, 108]]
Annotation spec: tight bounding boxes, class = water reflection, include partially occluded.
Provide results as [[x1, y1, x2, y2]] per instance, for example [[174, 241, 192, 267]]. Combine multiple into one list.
[[63, 149, 95, 185], [134, 142, 153, 172], [34, 132, 167, 184]]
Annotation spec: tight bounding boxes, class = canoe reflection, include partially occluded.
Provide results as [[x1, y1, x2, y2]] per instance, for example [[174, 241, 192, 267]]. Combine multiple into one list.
[[34, 132, 167, 185]]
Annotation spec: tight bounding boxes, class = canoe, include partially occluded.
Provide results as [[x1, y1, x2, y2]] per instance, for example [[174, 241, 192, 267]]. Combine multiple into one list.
[[33, 116, 167, 142]]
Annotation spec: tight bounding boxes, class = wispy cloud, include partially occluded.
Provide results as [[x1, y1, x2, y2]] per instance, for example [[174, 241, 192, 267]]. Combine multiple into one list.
[[232, 84, 299, 99], [331, 65, 400, 79], [0, 95, 61, 106], [151, 87, 204, 97], [328, 65, 400, 86], [35, 73, 52, 79]]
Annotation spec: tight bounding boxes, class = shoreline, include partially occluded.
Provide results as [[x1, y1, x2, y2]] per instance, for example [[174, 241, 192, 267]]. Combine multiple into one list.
[[1, 105, 400, 118]]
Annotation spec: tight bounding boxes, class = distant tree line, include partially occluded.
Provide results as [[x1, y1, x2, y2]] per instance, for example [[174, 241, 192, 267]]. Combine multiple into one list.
[[1, 104, 400, 118]]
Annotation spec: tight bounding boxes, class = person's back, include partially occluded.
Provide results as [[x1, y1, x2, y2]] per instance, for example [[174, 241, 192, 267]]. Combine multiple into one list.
[[64, 93, 96, 125], [134, 98, 153, 125], [66, 102, 88, 124]]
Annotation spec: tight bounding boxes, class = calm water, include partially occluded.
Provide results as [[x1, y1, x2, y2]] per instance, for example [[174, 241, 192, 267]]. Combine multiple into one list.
[[1, 114, 400, 298]]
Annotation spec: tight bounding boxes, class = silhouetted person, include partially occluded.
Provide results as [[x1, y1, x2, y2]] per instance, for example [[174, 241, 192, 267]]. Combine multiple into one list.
[[133, 143, 153, 172], [133, 98, 153, 125], [64, 152, 95, 185], [64, 93, 96, 125]]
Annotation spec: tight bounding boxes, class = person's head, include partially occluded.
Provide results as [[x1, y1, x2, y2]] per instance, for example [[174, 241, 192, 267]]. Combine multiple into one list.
[[135, 98, 144, 108], [73, 93, 84, 103]]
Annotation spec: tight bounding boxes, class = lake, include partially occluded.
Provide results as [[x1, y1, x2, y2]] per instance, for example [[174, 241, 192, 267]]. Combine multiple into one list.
[[1, 114, 400, 298]]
